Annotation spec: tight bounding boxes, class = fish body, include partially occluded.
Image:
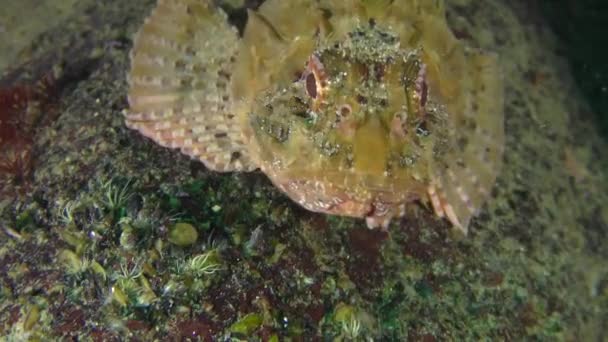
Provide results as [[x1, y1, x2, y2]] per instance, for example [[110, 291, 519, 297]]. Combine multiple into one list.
[[127, 0, 504, 234]]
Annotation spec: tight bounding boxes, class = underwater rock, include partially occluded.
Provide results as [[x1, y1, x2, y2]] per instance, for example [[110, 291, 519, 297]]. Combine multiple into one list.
[[0, 0, 606, 340]]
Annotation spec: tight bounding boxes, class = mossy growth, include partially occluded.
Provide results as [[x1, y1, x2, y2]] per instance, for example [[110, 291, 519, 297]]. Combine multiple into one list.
[[0, 0, 607, 340], [2, 176, 228, 336]]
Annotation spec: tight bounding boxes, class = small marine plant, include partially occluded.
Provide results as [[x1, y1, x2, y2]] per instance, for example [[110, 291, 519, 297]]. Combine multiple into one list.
[[58, 249, 106, 282], [58, 200, 79, 227], [109, 257, 157, 309], [186, 252, 222, 277], [0, 136, 33, 191], [114, 258, 144, 284], [98, 178, 134, 220], [322, 303, 373, 341], [341, 316, 362, 340], [162, 249, 222, 303]]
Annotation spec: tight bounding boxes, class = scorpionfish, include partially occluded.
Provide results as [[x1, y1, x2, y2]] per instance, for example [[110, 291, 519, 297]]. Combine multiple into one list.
[[126, 0, 504, 234]]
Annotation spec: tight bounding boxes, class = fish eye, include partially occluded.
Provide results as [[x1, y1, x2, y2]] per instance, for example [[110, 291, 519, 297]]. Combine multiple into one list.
[[305, 73, 318, 99], [338, 104, 352, 117]]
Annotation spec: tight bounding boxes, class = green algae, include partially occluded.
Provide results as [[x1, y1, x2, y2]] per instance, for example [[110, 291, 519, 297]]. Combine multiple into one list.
[[0, 0, 606, 340], [168, 222, 199, 247], [230, 313, 264, 336]]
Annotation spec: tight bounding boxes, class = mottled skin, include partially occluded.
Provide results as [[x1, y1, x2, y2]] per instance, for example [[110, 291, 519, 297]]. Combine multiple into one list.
[[127, 0, 503, 233], [238, 22, 446, 229]]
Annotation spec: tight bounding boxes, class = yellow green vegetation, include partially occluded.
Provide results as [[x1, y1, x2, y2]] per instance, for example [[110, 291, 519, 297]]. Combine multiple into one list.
[[168, 222, 198, 247], [0, 0, 606, 340]]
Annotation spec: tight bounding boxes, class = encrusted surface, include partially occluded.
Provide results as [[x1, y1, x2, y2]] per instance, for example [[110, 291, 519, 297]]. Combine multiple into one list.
[[0, 0, 87, 72], [0, 0, 606, 340]]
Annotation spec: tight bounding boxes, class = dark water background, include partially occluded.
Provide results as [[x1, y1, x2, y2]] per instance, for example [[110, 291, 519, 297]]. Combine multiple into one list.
[[542, 0, 608, 137]]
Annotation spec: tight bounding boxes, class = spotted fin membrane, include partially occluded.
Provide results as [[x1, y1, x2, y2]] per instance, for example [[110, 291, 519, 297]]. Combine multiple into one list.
[[429, 50, 504, 234]]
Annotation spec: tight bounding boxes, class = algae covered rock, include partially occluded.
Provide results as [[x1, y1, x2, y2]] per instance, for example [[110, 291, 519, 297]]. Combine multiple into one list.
[[0, 0, 606, 341]]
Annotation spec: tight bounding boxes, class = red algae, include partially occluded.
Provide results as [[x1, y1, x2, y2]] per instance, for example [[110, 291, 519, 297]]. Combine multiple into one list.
[[346, 228, 388, 294], [172, 315, 217, 342], [0, 72, 58, 195]]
